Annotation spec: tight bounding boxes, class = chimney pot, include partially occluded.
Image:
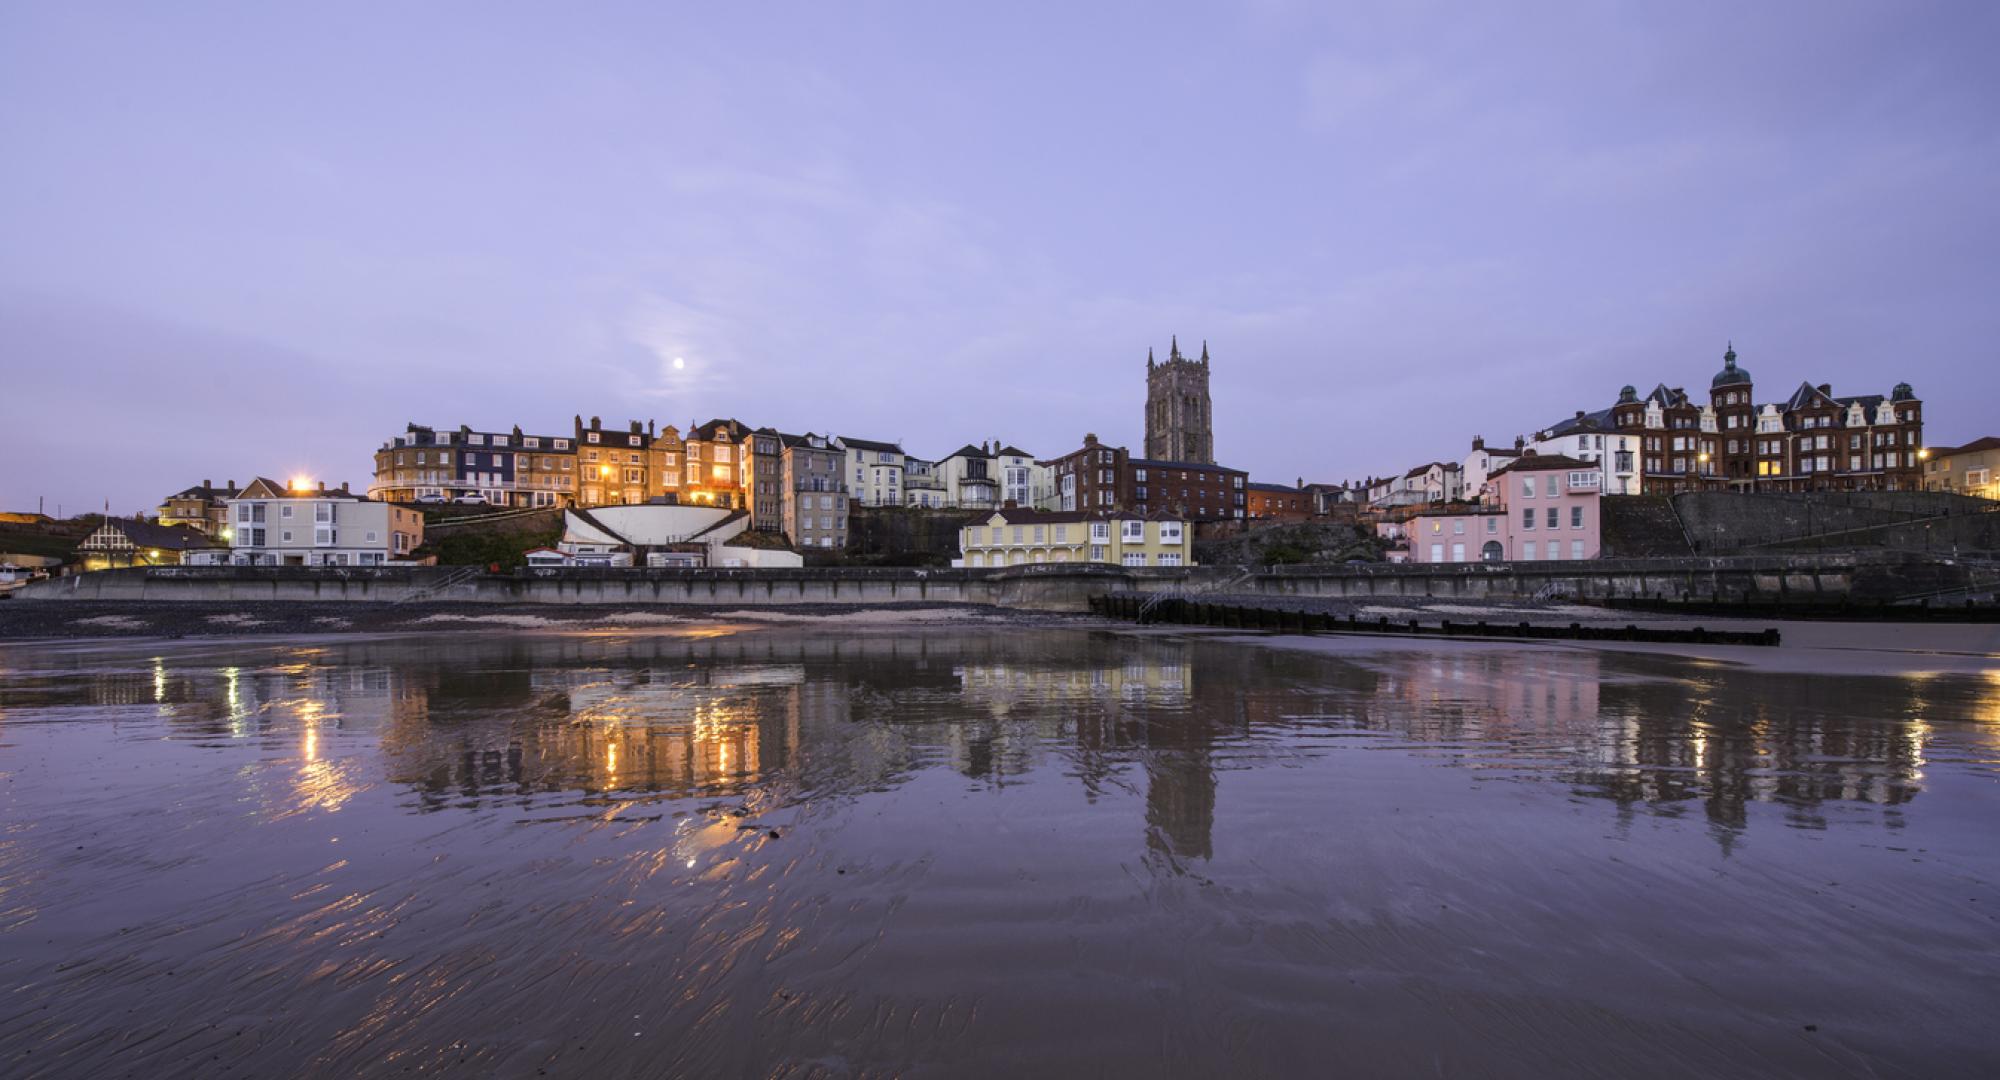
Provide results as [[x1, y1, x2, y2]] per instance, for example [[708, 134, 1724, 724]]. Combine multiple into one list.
[[591, 416, 601, 430]]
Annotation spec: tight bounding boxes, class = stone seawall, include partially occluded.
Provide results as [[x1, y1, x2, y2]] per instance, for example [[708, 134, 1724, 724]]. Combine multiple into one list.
[[13, 553, 1970, 611]]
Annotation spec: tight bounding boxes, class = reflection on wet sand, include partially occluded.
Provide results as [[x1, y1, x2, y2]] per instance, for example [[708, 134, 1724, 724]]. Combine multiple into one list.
[[1, 632, 1979, 855], [1, 629, 1996, 1079]]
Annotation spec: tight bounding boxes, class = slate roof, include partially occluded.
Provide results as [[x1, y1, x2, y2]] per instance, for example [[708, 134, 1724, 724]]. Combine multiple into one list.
[[1930, 436, 2000, 457], [165, 481, 241, 501], [1129, 457, 1245, 472], [1540, 407, 1616, 437], [837, 436, 904, 454], [973, 507, 1185, 526], [1489, 453, 1600, 477], [96, 518, 220, 551]]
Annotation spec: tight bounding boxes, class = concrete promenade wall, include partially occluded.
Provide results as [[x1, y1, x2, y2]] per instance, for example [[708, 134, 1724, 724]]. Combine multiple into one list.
[[13, 553, 1967, 610]]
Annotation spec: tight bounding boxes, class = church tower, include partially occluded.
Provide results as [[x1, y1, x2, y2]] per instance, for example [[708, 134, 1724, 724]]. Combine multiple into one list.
[[1144, 336, 1215, 464]]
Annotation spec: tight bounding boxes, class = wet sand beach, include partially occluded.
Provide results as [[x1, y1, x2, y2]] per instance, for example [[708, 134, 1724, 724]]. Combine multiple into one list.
[[1, 624, 1995, 1078]]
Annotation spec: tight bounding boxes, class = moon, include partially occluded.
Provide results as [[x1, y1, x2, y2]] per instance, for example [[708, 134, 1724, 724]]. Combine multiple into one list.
[[672, 356, 686, 370]]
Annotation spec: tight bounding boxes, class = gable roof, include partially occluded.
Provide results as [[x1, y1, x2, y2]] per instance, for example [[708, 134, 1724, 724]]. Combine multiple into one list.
[[93, 518, 219, 551], [943, 444, 992, 461], [1541, 407, 1616, 438], [1490, 453, 1600, 477], [996, 445, 1033, 458], [688, 418, 750, 442], [1931, 435, 2000, 457], [837, 436, 903, 454], [165, 480, 242, 501]]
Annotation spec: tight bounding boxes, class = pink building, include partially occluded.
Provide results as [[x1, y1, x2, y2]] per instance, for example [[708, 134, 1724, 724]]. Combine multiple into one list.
[[1409, 453, 1603, 563]]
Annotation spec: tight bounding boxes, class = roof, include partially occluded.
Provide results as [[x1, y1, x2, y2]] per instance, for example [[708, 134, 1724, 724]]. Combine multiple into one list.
[[95, 518, 219, 551], [973, 507, 1185, 526], [1783, 381, 1839, 412], [996, 445, 1033, 458], [1247, 482, 1303, 493], [1129, 457, 1245, 473], [837, 436, 904, 454], [1489, 453, 1601, 477], [944, 444, 991, 461], [778, 431, 837, 451], [1540, 407, 1616, 438], [165, 481, 241, 501], [688, 418, 751, 442], [1930, 436, 2000, 457]]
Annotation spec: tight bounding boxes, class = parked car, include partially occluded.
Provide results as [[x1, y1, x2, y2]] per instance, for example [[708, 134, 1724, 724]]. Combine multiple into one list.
[[453, 494, 487, 505], [415, 493, 447, 505]]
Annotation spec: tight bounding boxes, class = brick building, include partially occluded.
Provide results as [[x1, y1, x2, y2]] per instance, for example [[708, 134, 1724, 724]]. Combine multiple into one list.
[[1046, 434, 1246, 521], [1245, 482, 1313, 521], [1609, 345, 1923, 494]]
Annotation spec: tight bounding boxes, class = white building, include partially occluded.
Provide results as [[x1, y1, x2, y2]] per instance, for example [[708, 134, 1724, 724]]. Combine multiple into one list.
[[1461, 437, 1523, 504], [903, 456, 946, 508], [1528, 407, 1642, 496], [940, 444, 1000, 510], [218, 477, 424, 566], [836, 436, 905, 508], [554, 505, 802, 568]]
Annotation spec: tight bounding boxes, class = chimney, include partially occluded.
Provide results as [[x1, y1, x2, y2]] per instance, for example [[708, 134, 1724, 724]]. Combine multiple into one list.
[[1575, 410, 1586, 421], [1471, 436, 1485, 451], [591, 416, 601, 431], [511, 425, 522, 439], [648, 420, 656, 437], [339, 482, 349, 494], [202, 479, 211, 489], [227, 479, 235, 490], [1084, 433, 1098, 447], [630, 420, 642, 435], [318, 481, 327, 492], [1514, 435, 1525, 451], [1818, 383, 1833, 396]]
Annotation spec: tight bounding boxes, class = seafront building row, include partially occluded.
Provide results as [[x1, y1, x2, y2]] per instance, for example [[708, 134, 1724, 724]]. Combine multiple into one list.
[[104, 339, 1985, 573]]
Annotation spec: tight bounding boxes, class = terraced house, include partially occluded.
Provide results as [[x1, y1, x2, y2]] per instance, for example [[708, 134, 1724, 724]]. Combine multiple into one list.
[[779, 432, 849, 548], [371, 423, 576, 507], [575, 416, 653, 506]]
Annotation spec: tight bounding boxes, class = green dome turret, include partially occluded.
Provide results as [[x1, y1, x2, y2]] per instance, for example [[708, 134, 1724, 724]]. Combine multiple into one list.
[[1711, 343, 1752, 389]]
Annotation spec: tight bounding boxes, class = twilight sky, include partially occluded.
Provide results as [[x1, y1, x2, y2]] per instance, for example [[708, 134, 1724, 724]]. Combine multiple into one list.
[[3, 1, 1996, 515]]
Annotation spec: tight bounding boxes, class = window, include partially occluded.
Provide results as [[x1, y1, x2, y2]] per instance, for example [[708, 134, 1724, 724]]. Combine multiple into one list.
[[281, 530, 293, 543], [1544, 476, 1559, 497], [1157, 553, 1182, 567], [1571, 506, 1583, 528], [1452, 519, 1465, 535], [1521, 478, 1535, 499], [1055, 525, 1068, 543], [1485, 516, 1497, 534], [281, 505, 294, 519], [1570, 540, 1585, 560], [1090, 522, 1110, 542], [1121, 552, 1146, 567], [1521, 508, 1535, 530], [1121, 520, 1145, 541], [1523, 541, 1537, 560], [1546, 507, 1558, 529], [1135, 469, 1148, 482], [1158, 522, 1182, 543]]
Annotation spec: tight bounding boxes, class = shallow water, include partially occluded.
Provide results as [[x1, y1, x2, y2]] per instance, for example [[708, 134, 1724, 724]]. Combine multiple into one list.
[[1, 628, 1996, 1078]]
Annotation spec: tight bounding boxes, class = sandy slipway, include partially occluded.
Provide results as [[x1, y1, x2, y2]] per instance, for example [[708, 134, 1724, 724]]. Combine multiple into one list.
[[0, 600, 1089, 640]]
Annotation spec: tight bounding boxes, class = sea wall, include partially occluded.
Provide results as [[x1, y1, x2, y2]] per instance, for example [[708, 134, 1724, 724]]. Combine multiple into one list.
[[12, 553, 1971, 611]]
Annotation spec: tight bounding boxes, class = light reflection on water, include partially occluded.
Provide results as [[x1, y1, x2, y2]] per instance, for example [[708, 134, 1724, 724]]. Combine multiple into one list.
[[0, 628, 1996, 1079]]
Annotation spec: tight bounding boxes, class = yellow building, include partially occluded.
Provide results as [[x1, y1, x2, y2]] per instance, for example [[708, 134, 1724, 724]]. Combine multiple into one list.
[[956, 509, 1193, 568], [1922, 437, 2000, 500]]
